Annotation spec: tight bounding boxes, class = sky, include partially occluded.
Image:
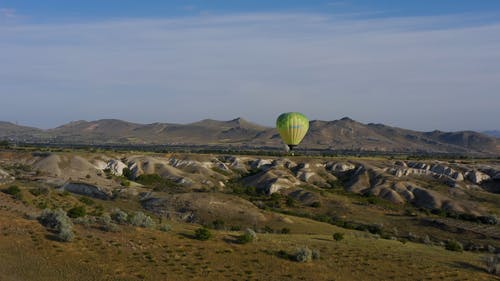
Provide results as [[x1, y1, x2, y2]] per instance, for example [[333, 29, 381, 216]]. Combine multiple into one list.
[[1, 1, 499, 131]]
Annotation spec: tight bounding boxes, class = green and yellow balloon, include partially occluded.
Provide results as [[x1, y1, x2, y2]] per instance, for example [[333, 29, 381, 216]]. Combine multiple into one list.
[[276, 112, 309, 151]]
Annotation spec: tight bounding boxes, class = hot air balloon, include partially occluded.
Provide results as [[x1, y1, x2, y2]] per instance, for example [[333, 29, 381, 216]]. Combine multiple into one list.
[[276, 112, 309, 152]]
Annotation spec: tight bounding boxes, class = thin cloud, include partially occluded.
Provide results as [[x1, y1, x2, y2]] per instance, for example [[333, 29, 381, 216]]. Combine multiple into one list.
[[0, 13, 499, 131], [0, 8, 16, 18]]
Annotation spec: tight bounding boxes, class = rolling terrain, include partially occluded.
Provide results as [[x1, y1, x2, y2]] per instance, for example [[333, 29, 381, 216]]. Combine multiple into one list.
[[1, 118, 498, 155], [0, 148, 499, 280]]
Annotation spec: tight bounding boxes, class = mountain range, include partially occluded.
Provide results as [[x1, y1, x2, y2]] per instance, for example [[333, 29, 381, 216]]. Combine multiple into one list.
[[0, 118, 498, 155]]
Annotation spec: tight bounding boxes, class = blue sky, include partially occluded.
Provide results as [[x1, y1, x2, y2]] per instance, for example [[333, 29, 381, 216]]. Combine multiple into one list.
[[1, 1, 499, 131]]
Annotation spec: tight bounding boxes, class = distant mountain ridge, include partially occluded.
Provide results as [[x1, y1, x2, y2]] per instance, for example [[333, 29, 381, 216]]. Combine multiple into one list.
[[483, 130, 500, 138], [0, 118, 498, 155]]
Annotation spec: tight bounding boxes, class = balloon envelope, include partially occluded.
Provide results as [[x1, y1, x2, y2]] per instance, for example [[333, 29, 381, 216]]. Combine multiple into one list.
[[276, 112, 309, 149]]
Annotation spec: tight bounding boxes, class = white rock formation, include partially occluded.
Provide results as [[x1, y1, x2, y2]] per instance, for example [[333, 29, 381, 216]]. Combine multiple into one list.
[[326, 162, 356, 172], [106, 159, 128, 176], [466, 171, 491, 184]]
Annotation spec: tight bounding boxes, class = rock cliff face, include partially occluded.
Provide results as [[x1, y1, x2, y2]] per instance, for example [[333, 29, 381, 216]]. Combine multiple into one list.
[[59, 182, 112, 200]]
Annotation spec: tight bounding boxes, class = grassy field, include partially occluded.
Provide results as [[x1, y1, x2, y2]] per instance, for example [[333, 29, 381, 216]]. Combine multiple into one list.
[[0, 206, 498, 281]]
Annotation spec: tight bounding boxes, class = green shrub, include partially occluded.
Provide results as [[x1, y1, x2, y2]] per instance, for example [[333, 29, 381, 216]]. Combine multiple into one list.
[[262, 225, 274, 233], [38, 208, 73, 231], [79, 197, 95, 206], [0, 140, 10, 148], [67, 206, 86, 218], [445, 240, 463, 252], [333, 232, 344, 241], [135, 174, 163, 185], [212, 219, 225, 230], [29, 187, 49, 196], [101, 221, 120, 232], [129, 211, 155, 228], [281, 227, 291, 234], [237, 228, 257, 244], [312, 249, 320, 260], [194, 227, 212, 241], [4, 185, 21, 196], [38, 208, 74, 242], [74, 216, 94, 228], [110, 208, 128, 224], [310, 201, 321, 208], [294, 247, 312, 262], [159, 223, 172, 232], [57, 226, 74, 242], [285, 197, 296, 207], [230, 225, 241, 231], [122, 167, 133, 180], [120, 180, 130, 187]]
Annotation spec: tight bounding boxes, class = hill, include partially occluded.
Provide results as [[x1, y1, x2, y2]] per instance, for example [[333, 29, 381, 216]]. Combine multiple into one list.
[[483, 130, 500, 138], [0, 150, 499, 280], [0, 117, 498, 155]]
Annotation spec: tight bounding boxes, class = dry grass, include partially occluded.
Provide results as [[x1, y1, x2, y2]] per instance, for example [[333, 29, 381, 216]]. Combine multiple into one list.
[[0, 208, 498, 281]]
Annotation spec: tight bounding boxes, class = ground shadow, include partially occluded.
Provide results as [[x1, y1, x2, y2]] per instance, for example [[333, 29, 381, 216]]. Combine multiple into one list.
[[451, 261, 485, 273], [178, 232, 196, 240], [312, 237, 332, 242], [222, 234, 241, 244], [44, 233, 61, 242]]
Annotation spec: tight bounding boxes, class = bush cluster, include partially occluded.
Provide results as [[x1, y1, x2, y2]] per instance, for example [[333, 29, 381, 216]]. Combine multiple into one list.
[[159, 223, 172, 232], [293, 247, 320, 263], [237, 228, 257, 244], [129, 211, 155, 228], [110, 208, 129, 224], [67, 206, 86, 218], [3, 185, 22, 199], [194, 227, 212, 241], [333, 232, 344, 241], [445, 240, 463, 252], [38, 209, 74, 242]]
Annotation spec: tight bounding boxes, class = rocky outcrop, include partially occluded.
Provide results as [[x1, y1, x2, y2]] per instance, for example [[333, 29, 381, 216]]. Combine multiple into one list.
[[326, 162, 356, 172], [106, 159, 128, 176], [466, 171, 491, 184], [388, 162, 465, 187], [59, 182, 111, 200], [0, 168, 13, 182], [251, 159, 273, 170], [243, 169, 300, 194]]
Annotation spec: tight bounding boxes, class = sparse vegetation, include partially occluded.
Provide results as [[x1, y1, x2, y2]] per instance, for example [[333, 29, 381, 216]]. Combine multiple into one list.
[[122, 167, 133, 180], [29, 187, 49, 196], [211, 219, 225, 230], [194, 227, 212, 241], [37, 208, 74, 242], [3, 185, 21, 199], [67, 206, 86, 218], [79, 196, 95, 206], [110, 208, 128, 224], [445, 240, 463, 252], [281, 227, 291, 234], [237, 228, 257, 244], [129, 211, 155, 228], [57, 225, 74, 242], [159, 223, 172, 232], [333, 232, 344, 241], [294, 247, 313, 262]]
